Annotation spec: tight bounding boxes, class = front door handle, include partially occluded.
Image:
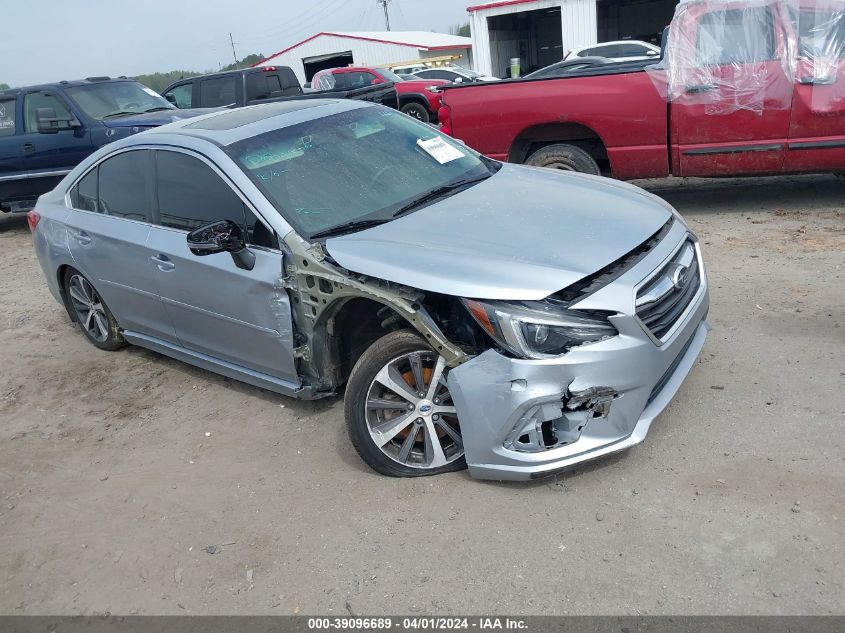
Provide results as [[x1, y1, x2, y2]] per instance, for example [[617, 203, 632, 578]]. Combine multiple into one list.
[[799, 75, 836, 85], [22, 142, 35, 154], [71, 230, 92, 245], [151, 254, 175, 272]]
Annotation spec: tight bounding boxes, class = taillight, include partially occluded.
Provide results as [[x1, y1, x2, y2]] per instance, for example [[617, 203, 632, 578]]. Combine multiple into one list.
[[438, 104, 452, 136], [27, 210, 41, 232]]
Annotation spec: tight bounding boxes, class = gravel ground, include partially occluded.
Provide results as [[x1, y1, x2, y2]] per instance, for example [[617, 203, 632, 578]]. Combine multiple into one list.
[[0, 175, 843, 615]]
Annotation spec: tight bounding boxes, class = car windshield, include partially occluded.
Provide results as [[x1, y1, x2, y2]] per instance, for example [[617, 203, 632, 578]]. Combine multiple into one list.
[[377, 68, 405, 82], [226, 106, 493, 239], [65, 81, 174, 120]]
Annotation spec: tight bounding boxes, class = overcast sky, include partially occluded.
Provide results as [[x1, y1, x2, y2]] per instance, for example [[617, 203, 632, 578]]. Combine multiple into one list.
[[0, 0, 472, 87]]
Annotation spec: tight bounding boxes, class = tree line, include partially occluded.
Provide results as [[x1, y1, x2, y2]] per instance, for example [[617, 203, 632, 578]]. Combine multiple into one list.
[[0, 53, 265, 93]]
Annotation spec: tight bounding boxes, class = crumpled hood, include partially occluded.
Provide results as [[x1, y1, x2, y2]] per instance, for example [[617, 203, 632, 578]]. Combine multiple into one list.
[[325, 164, 672, 300], [100, 108, 216, 128]]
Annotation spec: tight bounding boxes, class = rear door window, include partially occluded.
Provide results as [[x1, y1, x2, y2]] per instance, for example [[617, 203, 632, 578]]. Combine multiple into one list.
[[696, 7, 776, 65], [154, 150, 277, 248], [0, 98, 15, 136], [416, 69, 455, 81], [70, 168, 100, 212], [199, 76, 238, 107], [22, 92, 73, 133], [165, 83, 193, 108], [343, 71, 378, 88], [97, 150, 152, 221], [582, 44, 623, 58]]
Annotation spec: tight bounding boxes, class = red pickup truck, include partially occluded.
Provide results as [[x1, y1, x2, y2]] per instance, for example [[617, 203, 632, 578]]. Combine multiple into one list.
[[438, 0, 845, 179], [311, 66, 448, 123]]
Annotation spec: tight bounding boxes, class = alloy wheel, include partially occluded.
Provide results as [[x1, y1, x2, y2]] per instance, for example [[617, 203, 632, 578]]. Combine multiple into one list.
[[67, 274, 110, 343], [364, 351, 463, 469]]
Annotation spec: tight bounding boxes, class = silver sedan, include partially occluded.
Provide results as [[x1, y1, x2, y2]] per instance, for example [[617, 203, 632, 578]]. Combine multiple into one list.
[[29, 99, 709, 480]]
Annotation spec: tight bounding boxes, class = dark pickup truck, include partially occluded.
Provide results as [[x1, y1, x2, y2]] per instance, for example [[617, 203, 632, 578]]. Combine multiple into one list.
[[0, 77, 210, 212], [161, 66, 399, 111]]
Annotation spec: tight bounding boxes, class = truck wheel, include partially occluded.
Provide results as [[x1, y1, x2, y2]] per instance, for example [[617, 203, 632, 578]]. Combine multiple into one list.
[[345, 330, 466, 477], [401, 102, 430, 123], [525, 143, 600, 175]]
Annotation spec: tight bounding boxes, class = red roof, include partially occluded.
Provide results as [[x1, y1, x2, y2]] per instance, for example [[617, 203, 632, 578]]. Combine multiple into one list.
[[467, 0, 539, 12], [255, 32, 472, 67]]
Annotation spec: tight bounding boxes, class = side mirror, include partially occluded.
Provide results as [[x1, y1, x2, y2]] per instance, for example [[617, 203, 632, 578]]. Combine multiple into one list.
[[164, 93, 177, 105], [36, 107, 78, 134], [186, 220, 255, 270]]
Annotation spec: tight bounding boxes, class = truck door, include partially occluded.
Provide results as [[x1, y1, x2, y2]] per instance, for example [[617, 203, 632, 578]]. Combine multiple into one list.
[[0, 95, 22, 189], [670, 2, 793, 176], [785, 5, 845, 172], [20, 90, 93, 179]]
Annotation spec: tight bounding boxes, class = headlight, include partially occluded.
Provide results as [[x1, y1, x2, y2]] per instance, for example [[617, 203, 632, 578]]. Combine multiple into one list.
[[462, 298, 618, 359]]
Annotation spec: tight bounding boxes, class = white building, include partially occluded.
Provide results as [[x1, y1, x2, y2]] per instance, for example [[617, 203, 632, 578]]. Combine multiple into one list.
[[255, 31, 473, 84], [468, 0, 676, 77]]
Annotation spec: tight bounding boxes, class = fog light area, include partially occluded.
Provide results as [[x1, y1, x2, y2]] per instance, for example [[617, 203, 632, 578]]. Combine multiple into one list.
[[503, 385, 618, 453]]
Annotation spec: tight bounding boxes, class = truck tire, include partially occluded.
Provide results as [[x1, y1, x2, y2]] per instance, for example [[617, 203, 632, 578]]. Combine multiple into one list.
[[525, 143, 600, 175], [400, 102, 430, 123], [345, 330, 466, 477]]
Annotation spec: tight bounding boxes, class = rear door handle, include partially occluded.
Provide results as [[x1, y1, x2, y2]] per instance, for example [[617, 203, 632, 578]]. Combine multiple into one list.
[[22, 142, 35, 154], [685, 84, 716, 94], [151, 254, 175, 272], [71, 230, 92, 245]]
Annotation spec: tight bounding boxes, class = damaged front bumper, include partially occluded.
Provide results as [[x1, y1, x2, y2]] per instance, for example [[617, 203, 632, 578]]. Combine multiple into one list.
[[447, 258, 710, 481]]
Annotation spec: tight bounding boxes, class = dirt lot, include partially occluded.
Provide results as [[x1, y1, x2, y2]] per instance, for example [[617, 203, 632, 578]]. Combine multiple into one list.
[[0, 175, 843, 615]]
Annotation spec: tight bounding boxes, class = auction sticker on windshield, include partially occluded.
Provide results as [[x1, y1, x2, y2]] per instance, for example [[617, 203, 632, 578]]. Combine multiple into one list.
[[417, 137, 465, 164]]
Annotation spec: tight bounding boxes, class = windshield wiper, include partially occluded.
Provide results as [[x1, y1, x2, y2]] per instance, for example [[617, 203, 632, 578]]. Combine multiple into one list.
[[142, 106, 174, 113], [392, 175, 490, 218], [101, 111, 142, 119], [309, 217, 390, 240]]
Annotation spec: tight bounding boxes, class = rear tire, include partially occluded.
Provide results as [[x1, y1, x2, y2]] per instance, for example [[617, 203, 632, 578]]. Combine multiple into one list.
[[63, 269, 125, 351], [345, 330, 466, 477], [400, 102, 431, 123], [525, 143, 600, 175]]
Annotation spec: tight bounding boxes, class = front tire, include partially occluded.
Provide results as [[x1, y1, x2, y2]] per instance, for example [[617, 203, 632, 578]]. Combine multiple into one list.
[[63, 269, 125, 351], [345, 330, 466, 477], [525, 143, 600, 175], [400, 102, 431, 123]]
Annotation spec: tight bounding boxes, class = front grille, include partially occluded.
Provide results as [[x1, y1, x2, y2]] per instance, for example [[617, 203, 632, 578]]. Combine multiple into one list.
[[636, 239, 701, 340]]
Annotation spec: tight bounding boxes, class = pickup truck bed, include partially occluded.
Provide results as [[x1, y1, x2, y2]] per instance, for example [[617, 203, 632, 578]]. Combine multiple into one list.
[[163, 66, 398, 112], [440, 62, 668, 180]]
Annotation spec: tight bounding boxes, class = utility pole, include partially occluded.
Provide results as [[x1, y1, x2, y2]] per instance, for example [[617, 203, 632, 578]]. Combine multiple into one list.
[[228, 32, 239, 66], [377, 0, 391, 31]]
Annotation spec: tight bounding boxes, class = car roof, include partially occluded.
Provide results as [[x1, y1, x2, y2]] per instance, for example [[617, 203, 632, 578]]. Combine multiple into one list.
[[576, 40, 659, 51], [0, 77, 137, 98], [134, 98, 371, 147]]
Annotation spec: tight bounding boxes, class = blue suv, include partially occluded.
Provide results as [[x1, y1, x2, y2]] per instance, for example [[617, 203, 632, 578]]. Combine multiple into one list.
[[0, 77, 209, 212]]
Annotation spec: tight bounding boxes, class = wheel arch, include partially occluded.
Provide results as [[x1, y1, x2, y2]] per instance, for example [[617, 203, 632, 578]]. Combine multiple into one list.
[[311, 296, 419, 391], [56, 263, 79, 322], [508, 122, 611, 174], [399, 93, 432, 110]]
